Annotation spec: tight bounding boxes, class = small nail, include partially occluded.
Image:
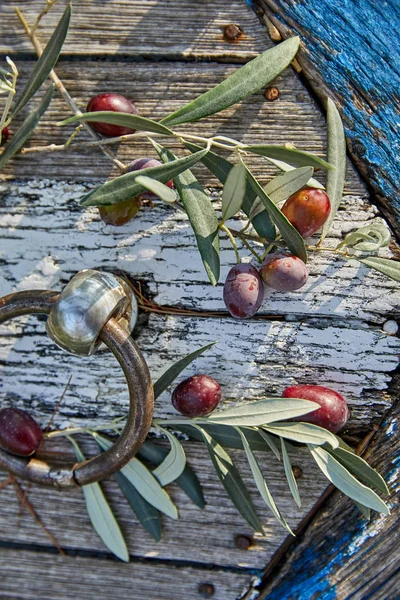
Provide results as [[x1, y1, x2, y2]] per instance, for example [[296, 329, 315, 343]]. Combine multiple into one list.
[[235, 534, 253, 550], [292, 466, 303, 479], [223, 24, 242, 42], [264, 86, 279, 101], [198, 583, 215, 597]]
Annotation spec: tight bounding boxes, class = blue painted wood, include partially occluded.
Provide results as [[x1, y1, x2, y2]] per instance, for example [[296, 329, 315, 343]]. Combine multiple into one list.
[[254, 0, 400, 233]]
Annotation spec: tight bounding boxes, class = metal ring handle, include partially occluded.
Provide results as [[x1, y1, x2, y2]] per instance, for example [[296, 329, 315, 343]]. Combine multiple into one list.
[[0, 289, 154, 488]]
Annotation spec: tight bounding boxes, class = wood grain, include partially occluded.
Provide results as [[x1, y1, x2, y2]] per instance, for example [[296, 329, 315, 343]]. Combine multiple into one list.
[[255, 0, 400, 236]]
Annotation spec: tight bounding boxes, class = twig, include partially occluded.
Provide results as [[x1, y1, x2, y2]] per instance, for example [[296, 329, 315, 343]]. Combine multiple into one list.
[[220, 224, 240, 263], [45, 374, 72, 433], [14, 7, 126, 172], [31, 0, 59, 34], [0, 476, 12, 490]]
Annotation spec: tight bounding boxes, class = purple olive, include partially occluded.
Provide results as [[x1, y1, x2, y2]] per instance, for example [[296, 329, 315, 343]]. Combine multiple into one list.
[[223, 263, 264, 319], [283, 384, 349, 433], [0, 408, 43, 456], [172, 375, 221, 417], [1, 126, 9, 146], [86, 93, 138, 137], [260, 252, 308, 291]]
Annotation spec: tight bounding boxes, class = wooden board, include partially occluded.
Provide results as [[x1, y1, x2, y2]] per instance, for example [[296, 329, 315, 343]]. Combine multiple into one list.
[[255, 0, 400, 235]]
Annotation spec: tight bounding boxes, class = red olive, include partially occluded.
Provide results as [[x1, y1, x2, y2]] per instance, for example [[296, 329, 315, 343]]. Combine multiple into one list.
[[260, 252, 308, 291], [1, 126, 9, 146], [0, 408, 43, 456], [86, 93, 138, 137], [283, 384, 349, 433], [172, 375, 221, 417], [281, 187, 331, 238]]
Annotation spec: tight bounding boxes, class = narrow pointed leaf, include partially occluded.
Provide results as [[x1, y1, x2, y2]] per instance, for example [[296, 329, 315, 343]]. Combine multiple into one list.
[[153, 427, 186, 486], [207, 398, 319, 427], [134, 176, 177, 203], [320, 98, 346, 242], [258, 429, 281, 460], [71, 439, 129, 562], [246, 168, 307, 262], [161, 37, 300, 126], [263, 421, 339, 449], [184, 141, 275, 241], [81, 148, 208, 207], [245, 145, 334, 171], [309, 445, 389, 514], [198, 427, 264, 532], [153, 141, 220, 285], [355, 256, 400, 283], [139, 440, 205, 508], [94, 434, 178, 519], [0, 86, 54, 169], [154, 342, 216, 399], [237, 428, 294, 534], [57, 111, 172, 136], [221, 162, 247, 221], [353, 500, 371, 520], [12, 4, 71, 117], [114, 471, 162, 541], [280, 438, 301, 508], [264, 156, 324, 189], [327, 447, 389, 495]]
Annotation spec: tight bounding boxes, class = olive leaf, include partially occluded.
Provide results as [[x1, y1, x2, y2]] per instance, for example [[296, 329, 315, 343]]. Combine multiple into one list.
[[69, 437, 129, 562], [353, 501, 371, 520], [152, 141, 220, 286], [245, 145, 334, 171], [138, 440, 205, 508], [58, 111, 172, 136], [262, 421, 339, 449], [245, 168, 308, 263], [94, 433, 178, 519], [236, 427, 294, 534], [263, 156, 324, 189], [11, 4, 71, 118], [308, 445, 389, 514], [221, 162, 247, 222], [206, 398, 319, 427], [0, 85, 54, 169], [153, 427, 186, 486], [326, 447, 389, 495], [320, 98, 347, 242], [354, 256, 400, 283], [280, 438, 301, 508], [197, 426, 264, 532], [153, 342, 216, 399], [258, 429, 281, 461], [81, 147, 209, 207], [338, 220, 391, 252], [114, 470, 162, 542], [134, 176, 177, 203], [161, 37, 300, 126], [184, 141, 276, 241]]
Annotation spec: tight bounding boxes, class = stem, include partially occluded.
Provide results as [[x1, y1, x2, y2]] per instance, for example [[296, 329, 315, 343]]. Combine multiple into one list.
[[14, 8, 126, 172], [307, 245, 349, 257], [235, 232, 263, 263], [220, 223, 240, 263], [31, 0, 59, 34], [0, 59, 18, 142], [64, 124, 83, 148], [44, 420, 124, 439], [260, 234, 282, 261]]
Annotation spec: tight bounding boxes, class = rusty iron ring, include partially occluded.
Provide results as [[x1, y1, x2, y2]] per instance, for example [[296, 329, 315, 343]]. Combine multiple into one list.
[[0, 289, 154, 488]]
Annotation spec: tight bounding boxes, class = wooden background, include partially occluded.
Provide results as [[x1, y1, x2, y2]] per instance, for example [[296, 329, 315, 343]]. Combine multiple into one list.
[[0, 1, 399, 598]]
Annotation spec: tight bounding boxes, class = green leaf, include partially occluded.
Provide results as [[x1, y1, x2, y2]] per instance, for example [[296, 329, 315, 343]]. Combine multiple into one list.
[[198, 426, 264, 532], [94, 434, 178, 519], [153, 342, 216, 399], [221, 162, 247, 221], [263, 156, 325, 189], [237, 428, 294, 534], [184, 141, 275, 241], [327, 447, 389, 495], [114, 470, 162, 542], [258, 429, 281, 460], [139, 440, 205, 508], [152, 141, 220, 285], [320, 98, 347, 242], [11, 4, 71, 118], [245, 145, 334, 171], [245, 168, 307, 262], [0, 85, 54, 169], [81, 147, 208, 207], [263, 421, 339, 449], [71, 439, 129, 562], [153, 427, 186, 486], [338, 220, 391, 252], [134, 176, 177, 203], [57, 111, 173, 136], [161, 37, 300, 126], [280, 438, 301, 508], [309, 445, 389, 514], [207, 398, 319, 427], [353, 500, 371, 520], [355, 256, 400, 283]]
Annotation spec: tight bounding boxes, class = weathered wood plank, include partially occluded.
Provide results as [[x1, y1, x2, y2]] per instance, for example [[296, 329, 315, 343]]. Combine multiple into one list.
[[257, 395, 400, 600], [0, 548, 252, 600], [0, 439, 328, 569], [1, 0, 270, 60], [0, 61, 364, 193], [255, 0, 400, 235]]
